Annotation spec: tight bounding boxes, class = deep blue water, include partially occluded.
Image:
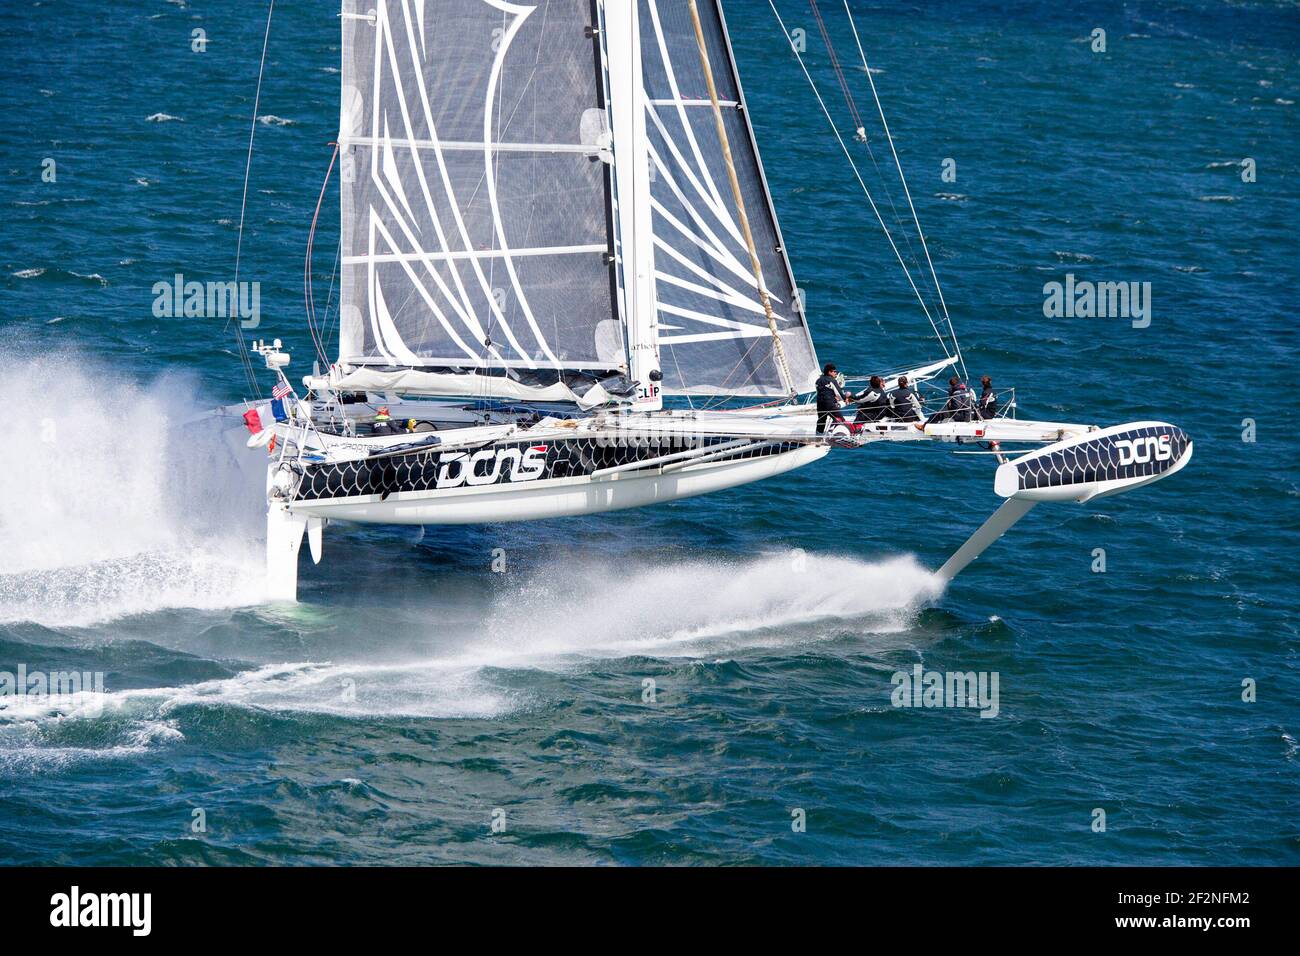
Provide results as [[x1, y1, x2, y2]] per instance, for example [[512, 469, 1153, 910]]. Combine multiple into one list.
[[0, 0, 1297, 865]]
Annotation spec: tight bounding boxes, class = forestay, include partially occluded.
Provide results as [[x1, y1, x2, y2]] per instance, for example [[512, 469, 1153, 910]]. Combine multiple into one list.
[[640, 0, 819, 396], [336, 0, 624, 399]]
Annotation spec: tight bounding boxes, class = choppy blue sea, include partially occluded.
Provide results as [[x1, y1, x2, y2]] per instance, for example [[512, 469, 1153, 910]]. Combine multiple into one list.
[[0, 0, 1297, 865]]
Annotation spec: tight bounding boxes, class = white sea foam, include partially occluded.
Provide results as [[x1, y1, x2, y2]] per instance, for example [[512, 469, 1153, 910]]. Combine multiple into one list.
[[0, 353, 265, 626], [0, 549, 942, 771], [468, 550, 943, 665], [0, 659, 514, 774]]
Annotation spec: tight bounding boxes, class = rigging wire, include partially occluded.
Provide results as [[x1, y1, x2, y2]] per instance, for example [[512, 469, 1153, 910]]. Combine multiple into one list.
[[807, 0, 932, 318], [807, 0, 865, 139], [228, 0, 277, 401], [767, 0, 955, 369], [841, 0, 967, 380], [304, 141, 339, 371], [322, 241, 341, 359]]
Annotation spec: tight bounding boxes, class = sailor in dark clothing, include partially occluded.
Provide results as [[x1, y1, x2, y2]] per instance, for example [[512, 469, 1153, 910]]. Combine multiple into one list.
[[889, 375, 924, 422], [929, 376, 973, 424], [814, 362, 849, 435], [851, 375, 891, 423], [977, 375, 998, 419]]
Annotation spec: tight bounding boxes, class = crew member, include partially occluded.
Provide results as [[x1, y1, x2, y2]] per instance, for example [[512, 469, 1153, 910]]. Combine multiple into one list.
[[814, 362, 849, 435], [930, 376, 973, 424], [372, 405, 395, 436], [889, 375, 924, 422], [977, 375, 999, 419], [851, 375, 891, 423]]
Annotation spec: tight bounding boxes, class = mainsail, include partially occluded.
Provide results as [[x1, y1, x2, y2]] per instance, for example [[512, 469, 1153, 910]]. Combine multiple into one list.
[[640, 0, 819, 396], [337, 0, 623, 401], [334, 0, 818, 402]]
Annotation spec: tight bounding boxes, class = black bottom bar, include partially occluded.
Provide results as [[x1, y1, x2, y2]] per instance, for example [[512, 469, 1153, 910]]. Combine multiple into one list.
[[0, 866, 1281, 939]]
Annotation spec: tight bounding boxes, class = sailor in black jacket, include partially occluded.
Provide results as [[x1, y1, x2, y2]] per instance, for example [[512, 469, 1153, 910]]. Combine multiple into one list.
[[889, 375, 924, 422], [814, 363, 849, 434], [851, 375, 891, 422], [977, 375, 999, 419], [930, 376, 973, 423]]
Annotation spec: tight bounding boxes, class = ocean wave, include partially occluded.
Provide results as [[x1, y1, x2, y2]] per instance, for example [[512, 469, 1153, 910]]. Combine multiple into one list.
[[0, 549, 942, 770], [0, 659, 517, 775], [9, 267, 109, 286]]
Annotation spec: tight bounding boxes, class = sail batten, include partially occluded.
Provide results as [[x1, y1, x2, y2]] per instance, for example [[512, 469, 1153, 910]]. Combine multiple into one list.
[[344, 244, 608, 265], [341, 137, 603, 154]]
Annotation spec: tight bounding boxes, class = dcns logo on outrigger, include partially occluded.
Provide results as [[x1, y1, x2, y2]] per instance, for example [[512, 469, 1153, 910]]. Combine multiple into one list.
[[435, 445, 548, 489], [1115, 434, 1173, 466]]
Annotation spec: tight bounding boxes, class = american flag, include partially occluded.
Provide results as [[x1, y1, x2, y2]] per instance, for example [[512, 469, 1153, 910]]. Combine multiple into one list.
[[271, 381, 292, 400]]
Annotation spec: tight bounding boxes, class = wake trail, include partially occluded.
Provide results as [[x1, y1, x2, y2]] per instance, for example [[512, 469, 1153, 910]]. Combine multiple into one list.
[[0, 550, 943, 770], [472, 550, 945, 664]]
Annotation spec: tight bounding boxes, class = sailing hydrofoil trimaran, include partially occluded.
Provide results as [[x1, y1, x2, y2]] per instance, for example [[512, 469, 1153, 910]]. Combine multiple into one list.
[[227, 0, 1191, 601]]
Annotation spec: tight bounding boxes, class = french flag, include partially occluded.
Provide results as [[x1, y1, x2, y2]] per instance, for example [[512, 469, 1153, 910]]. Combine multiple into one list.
[[243, 400, 289, 435], [243, 403, 274, 435]]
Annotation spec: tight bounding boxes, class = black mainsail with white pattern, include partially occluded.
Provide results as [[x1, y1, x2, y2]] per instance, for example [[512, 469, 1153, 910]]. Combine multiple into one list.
[[333, 0, 817, 403]]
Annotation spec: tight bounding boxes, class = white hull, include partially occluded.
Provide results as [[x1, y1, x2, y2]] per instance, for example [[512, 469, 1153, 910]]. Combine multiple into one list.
[[248, 383, 1189, 602], [288, 442, 828, 525]]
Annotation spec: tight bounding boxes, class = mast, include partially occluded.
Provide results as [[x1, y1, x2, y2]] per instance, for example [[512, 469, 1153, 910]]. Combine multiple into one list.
[[602, 0, 663, 411]]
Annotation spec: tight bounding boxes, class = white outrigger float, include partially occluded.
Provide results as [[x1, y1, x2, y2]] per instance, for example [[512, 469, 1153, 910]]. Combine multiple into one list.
[[233, 0, 1191, 601]]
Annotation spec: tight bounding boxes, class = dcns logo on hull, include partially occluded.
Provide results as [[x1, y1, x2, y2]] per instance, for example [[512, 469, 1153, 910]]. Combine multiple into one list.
[[1114, 434, 1172, 466], [436, 445, 547, 489]]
